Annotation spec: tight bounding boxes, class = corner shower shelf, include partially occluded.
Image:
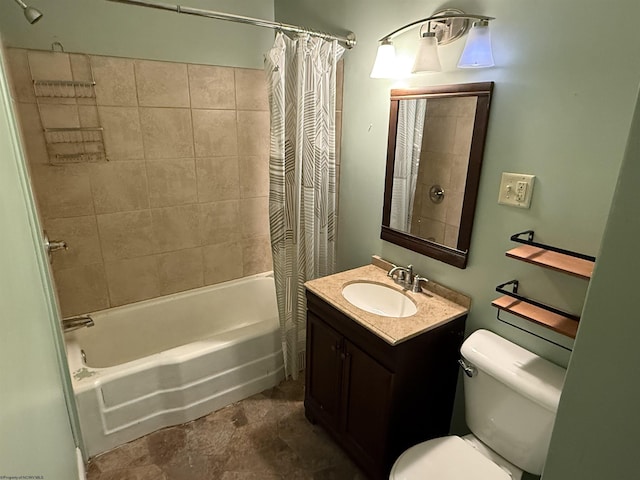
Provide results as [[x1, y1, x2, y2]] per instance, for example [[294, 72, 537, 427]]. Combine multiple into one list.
[[31, 55, 108, 165], [492, 230, 595, 343], [33, 79, 96, 98], [43, 127, 107, 165], [44, 127, 104, 144]]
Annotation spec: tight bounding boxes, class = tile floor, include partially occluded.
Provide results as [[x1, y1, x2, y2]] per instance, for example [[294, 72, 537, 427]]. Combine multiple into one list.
[[87, 375, 367, 479]]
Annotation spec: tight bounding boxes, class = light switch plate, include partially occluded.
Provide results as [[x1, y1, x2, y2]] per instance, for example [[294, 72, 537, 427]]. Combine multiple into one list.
[[498, 172, 535, 208]]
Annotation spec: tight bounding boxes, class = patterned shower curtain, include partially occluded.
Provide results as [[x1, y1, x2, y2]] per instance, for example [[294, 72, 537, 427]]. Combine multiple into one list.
[[390, 99, 426, 232], [265, 32, 344, 379]]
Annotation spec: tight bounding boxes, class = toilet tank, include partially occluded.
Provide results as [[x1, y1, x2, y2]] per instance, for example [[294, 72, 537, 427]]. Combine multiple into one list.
[[460, 330, 566, 475]]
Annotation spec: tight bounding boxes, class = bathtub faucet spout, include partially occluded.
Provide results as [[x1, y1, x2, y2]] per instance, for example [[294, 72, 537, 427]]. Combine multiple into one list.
[[62, 314, 94, 333]]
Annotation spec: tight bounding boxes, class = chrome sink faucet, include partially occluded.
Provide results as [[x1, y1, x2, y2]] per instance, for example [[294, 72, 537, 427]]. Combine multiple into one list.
[[388, 264, 429, 293], [388, 263, 412, 288], [62, 314, 94, 333]]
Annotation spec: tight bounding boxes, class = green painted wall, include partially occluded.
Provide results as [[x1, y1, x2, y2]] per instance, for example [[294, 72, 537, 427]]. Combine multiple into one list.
[[0, 44, 79, 479], [0, 0, 274, 68], [274, 0, 640, 367], [542, 87, 640, 479]]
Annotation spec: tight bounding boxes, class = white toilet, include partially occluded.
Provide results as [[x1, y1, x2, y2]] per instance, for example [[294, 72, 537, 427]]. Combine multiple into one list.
[[390, 329, 566, 480]]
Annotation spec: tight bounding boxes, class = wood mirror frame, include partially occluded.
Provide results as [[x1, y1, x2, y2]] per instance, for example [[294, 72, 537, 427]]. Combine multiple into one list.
[[381, 82, 494, 269]]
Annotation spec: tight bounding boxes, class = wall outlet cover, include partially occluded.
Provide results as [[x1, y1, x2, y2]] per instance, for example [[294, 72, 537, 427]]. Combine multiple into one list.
[[498, 172, 535, 208]]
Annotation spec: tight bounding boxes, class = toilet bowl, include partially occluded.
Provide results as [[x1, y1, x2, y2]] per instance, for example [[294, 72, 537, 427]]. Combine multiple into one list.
[[389, 329, 566, 480], [390, 435, 522, 480]]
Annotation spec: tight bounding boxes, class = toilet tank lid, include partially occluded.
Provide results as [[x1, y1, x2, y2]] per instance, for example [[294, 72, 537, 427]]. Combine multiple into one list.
[[461, 329, 566, 412]]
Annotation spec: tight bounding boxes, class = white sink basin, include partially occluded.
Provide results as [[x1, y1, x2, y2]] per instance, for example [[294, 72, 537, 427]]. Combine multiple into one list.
[[341, 282, 417, 318]]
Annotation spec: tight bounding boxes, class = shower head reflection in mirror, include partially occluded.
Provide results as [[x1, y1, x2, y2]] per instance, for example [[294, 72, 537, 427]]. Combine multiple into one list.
[[12, 0, 43, 24]]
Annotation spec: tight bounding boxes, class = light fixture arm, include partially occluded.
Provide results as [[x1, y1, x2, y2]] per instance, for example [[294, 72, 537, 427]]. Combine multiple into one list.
[[378, 13, 494, 42]]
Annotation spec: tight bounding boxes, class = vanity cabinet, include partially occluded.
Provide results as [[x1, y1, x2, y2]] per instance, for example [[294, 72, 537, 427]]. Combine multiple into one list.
[[305, 290, 466, 480]]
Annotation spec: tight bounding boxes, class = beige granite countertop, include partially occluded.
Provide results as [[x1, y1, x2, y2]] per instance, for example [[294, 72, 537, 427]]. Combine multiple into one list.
[[305, 262, 470, 345]]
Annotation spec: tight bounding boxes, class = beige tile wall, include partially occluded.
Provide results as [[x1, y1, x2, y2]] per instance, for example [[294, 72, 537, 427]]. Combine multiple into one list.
[[410, 96, 476, 249], [5, 48, 275, 316]]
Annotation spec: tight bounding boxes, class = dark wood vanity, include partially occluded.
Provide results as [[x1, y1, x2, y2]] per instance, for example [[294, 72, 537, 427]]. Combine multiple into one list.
[[304, 290, 466, 479]]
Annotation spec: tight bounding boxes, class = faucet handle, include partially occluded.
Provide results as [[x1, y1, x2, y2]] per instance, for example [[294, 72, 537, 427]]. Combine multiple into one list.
[[386, 264, 397, 277], [43, 230, 68, 260], [412, 275, 428, 293]]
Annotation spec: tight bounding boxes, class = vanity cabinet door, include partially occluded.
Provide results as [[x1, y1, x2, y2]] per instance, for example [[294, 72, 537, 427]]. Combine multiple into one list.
[[340, 339, 395, 470], [305, 311, 343, 429]]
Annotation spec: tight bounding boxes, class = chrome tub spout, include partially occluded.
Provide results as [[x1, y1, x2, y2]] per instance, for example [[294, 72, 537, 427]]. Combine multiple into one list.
[[62, 314, 94, 333]]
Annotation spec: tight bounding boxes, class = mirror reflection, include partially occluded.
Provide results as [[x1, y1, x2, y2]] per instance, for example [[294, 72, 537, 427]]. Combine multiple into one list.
[[381, 82, 494, 268], [390, 95, 477, 248]]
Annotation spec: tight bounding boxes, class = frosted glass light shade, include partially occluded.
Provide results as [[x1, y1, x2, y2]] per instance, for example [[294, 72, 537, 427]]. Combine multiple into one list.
[[370, 41, 397, 78], [458, 21, 494, 68], [411, 33, 442, 73]]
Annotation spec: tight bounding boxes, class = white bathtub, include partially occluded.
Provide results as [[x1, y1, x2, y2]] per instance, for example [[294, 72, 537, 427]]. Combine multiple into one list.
[[65, 272, 284, 458]]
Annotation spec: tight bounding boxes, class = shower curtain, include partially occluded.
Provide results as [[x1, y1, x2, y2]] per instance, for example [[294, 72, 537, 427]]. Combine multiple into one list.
[[389, 99, 427, 232], [265, 32, 344, 379]]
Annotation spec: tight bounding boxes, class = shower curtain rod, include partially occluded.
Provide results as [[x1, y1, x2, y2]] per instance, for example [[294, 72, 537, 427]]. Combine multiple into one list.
[[106, 0, 357, 49]]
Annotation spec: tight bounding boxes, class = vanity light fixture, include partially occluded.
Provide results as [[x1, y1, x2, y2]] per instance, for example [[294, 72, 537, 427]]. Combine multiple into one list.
[[457, 20, 494, 68], [370, 39, 397, 78], [370, 8, 495, 78], [412, 30, 442, 73]]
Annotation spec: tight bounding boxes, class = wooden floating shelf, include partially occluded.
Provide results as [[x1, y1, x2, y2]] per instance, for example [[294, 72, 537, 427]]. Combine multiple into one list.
[[506, 245, 594, 280], [492, 296, 578, 339]]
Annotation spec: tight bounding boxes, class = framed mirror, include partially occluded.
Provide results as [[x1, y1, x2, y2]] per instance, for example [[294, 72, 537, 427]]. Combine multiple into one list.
[[381, 82, 494, 268]]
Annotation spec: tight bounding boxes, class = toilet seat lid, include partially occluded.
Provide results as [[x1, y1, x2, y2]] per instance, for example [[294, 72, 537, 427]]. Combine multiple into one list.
[[390, 436, 512, 480]]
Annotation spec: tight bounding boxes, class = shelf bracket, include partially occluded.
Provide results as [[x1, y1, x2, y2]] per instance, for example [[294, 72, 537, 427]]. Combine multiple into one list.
[[510, 230, 596, 262]]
